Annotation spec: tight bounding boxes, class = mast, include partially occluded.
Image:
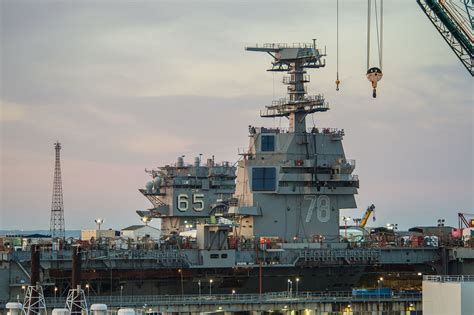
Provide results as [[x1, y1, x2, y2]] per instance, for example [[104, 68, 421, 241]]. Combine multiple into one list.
[[245, 41, 328, 133], [50, 141, 65, 242]]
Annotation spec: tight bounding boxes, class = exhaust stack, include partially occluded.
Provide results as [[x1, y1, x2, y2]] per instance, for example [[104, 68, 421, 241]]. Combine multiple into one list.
[[71, 246, 82, 290]]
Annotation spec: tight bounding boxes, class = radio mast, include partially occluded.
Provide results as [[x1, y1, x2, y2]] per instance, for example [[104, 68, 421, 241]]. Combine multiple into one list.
[[50, 141, 65, 242]]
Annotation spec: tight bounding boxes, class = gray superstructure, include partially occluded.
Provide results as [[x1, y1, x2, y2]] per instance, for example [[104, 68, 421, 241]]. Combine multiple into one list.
[[231, 42, 358, 241], [137, 156, 236, 235]]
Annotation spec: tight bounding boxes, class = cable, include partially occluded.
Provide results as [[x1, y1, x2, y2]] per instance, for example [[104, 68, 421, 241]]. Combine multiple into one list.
[[272, 71, 275, 100], [374, 0, 382, 69], [380, 0, 383, 70], [337, 0, 339, 75], [336, 0, 340, 90], [367, 0, 371, 70]]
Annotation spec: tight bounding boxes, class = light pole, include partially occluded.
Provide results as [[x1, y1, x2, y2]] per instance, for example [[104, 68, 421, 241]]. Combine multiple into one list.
[[209, 279, 213, 296], [178, 269, 184, 296], [85, 283, 90, 298], [95, 218, 104, 230], [198, 280, 201, 301], [377, 277, 383, 315], [287, 279, 293, 297], [54, 287, 58, 301], [120, 285, 124, 308], [141, 217, 152, 226], [296, 278, 300, 296]]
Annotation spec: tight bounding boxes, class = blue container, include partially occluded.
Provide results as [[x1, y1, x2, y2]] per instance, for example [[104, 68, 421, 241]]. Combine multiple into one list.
[[352, 288, 392, 297]]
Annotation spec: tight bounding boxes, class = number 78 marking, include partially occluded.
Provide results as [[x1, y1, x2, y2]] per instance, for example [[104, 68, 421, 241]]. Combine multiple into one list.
[[304, 195, 317, 223]]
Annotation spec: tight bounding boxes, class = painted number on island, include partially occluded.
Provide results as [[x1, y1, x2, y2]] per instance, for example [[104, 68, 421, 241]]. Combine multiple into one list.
[[177, 193, 205, 212]]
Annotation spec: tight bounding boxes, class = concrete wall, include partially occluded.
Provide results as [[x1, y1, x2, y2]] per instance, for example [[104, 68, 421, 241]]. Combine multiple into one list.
[[423, 280, 474, 315], [81, 229, 115, 241]]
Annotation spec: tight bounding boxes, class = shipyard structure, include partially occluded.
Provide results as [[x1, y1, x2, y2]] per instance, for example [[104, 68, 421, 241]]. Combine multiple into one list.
[[1, 42, 474, 310]]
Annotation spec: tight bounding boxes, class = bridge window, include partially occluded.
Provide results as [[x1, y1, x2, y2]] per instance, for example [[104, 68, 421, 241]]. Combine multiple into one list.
[[261, 135, 275, 152], [252, 167, 276, 191]]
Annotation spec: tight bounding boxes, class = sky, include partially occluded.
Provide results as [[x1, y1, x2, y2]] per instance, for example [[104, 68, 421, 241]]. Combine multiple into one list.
[[0, 0, 472, 231]]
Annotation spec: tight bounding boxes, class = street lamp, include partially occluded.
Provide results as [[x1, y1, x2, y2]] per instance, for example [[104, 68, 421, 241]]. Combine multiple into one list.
[[95, 218, 104, 230], [178, 269, 184, 296], [198, 280, 201, 301], [209, 279, 213, 296], [85, 283, 90, 298], [295, 278, 300, 295], [287, 279, 293, 297], [377, 277, 384, 314], [386, 223, 398, 231], [120, 285, 124, 308], [141, 217, 152, 226]]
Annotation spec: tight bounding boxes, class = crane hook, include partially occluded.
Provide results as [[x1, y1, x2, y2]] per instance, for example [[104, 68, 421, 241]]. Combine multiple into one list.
[[366, 67, 383, 98]]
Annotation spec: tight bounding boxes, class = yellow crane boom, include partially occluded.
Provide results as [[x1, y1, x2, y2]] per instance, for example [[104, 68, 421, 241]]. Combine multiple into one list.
[[360, 204, 376, 228]]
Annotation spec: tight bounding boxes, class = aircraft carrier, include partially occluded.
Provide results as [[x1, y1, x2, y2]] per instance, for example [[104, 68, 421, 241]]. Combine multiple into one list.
[[1, 41, 473, 305]]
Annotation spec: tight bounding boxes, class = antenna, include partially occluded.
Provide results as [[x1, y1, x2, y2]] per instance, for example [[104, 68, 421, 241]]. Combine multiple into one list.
[[245, 41, 329, 133], [50, 141, 65, 243]]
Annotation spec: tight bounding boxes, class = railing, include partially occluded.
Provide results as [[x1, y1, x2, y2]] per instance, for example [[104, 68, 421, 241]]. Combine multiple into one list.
[[283, 75, 310, 84], [249, 126, 344, 136], [301, 248, 381, 262], [270, 95, 326, 107], [424, 275, 474, 282], [247, 43, 316, 49], [26, 291, 421, 309]]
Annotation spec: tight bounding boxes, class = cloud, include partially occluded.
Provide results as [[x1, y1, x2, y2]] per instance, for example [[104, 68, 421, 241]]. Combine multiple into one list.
[[125, 134, 194, 157], [0, 102, 26, 121], [0, 0, 472, 230]]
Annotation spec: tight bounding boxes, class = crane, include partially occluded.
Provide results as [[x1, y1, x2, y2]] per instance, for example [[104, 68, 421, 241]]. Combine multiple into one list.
[[458, 212, 474, 229], [361, 204, 376, 228], [417, 0, 474, 75], [354, 204, 376, 228]]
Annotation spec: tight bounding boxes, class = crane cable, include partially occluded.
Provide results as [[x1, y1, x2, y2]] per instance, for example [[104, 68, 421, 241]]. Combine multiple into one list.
[[374, 0, 383, 70], [367, 0, 371, 71], [335, 0, 340, 91], [366, 0, 384, 98]]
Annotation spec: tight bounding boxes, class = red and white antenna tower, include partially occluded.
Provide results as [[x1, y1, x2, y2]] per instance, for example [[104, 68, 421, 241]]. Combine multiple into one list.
[[50, 141, 65, 241]]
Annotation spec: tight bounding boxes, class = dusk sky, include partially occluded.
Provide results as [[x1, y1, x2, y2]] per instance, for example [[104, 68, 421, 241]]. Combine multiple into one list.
[[1, 0, 472, 231]]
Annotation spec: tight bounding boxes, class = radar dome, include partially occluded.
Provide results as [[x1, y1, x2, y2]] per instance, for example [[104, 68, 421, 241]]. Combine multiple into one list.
[[145, 181, 154, 193]]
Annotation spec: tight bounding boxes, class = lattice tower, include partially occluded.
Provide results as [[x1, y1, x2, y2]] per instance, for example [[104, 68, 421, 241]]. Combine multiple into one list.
[[50, 141, 65, 240]]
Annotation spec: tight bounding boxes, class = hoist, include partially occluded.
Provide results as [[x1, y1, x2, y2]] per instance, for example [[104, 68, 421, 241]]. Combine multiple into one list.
[[366, 0, 384, 98]]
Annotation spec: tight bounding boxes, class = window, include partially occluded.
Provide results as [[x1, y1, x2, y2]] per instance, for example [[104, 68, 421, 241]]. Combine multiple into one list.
[[221, 254, 228, 258], [261, 135, 275, 152], [252, 167, 276, 191], [210, 254, 219, 259]]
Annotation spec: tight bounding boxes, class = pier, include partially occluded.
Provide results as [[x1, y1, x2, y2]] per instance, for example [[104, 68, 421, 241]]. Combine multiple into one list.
[[2, 291, 422, 314]]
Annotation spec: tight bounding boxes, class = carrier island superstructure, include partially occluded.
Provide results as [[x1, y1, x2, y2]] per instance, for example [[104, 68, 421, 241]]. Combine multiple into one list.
[[137, 156, 236, 236], [1, 41, 473, 302], [230, 42, 357, 242]]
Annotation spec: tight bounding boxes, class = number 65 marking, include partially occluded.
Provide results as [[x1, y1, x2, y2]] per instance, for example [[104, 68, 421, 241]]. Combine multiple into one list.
[[177, 193, 204, 212]]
